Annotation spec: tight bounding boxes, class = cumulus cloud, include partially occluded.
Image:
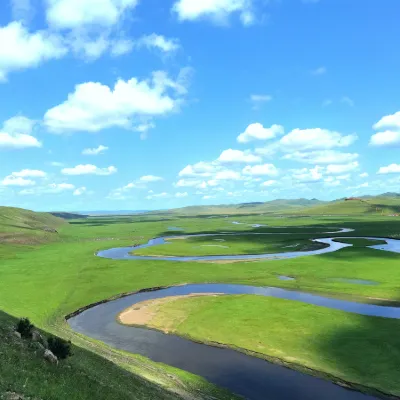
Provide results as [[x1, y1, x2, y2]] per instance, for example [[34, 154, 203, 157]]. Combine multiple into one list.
[[73, 187, 87, 196], [214, 170, 241, 181], [237, 123, 284, 143], [0, 21, 67, 81], [61, 164, 117, 175], [136, 34, 180, 53], [82, 145, 108, 155], [179, 162, 217, 178], [370, 131, 400, 147], [359, 172, 369, 178], [1, 176, 35, 187], [373, 111, 400, 131], [175, 191, 188, 198], [283, 150, 359, 165], [0, 116, 41, 149], [45, 0, 139, 30], [326, 161, 359, 175], [172, 0, 255, 25], [279, 128, 357, 152], [44, 69, 190, 134], [378, 164, 400, 174], [292, 166, 323, 183], [370, 111, 400, 147], [242, 164, 278, 177], [146, 192, 169, 199], [139, 175, 163, 182], [11, 169, 46, 178], [218, 149, 261, 164], [261, 180, 277, 187]]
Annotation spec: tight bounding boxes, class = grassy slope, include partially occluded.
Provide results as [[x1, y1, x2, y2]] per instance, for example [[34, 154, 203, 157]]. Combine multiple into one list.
[[2, 210, 400, 398], [298, 197, 400, 216], [140, 294, 400, 396], [0, 206, 64, 244]]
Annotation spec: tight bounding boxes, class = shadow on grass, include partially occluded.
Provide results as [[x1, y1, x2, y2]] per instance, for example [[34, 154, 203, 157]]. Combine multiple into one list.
[[317, 299, 400, 397]]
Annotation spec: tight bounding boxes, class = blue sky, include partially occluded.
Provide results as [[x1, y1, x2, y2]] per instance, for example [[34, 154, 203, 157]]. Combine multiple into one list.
[[1, 0, 400, 211]]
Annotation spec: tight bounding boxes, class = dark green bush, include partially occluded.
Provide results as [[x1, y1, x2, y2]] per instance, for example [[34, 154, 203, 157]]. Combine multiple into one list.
[[48, 336, 72, 359], [16, 318, 33, 338]]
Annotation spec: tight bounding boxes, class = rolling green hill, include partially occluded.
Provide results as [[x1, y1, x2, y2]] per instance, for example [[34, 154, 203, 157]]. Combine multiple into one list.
[[299, 196, 400, 216], [0, 207, 64, 244]]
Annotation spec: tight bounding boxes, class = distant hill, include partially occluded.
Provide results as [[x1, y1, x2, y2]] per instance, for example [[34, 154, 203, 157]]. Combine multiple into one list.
[[296, 195, 400, 216], [0, 207, 64, 244], [83, 210, 150, 216], [50, 212, 88, 220], [168, 198, 326, 216]]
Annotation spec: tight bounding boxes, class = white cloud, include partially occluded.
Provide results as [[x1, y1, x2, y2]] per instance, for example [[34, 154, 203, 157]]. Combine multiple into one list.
[[0, 116, 41, 149], [283, 150, 358, 165], [237, 123, 284, 143], [179, 162, 217, 178], [378, 164, 400, 174], [202, 195, 216, 200], [147, 192, 169, 199], [136, 34, 180, 53], [214, 170, 241, 181], [370, 130, 400, 147], [44, 70, 190, 133], [110, 39, 134, 57], [280, 128, 357, 152], [139, 175, 163, 182], [82, 145, 108, 155], [172, 0, 255, 25], [61, 164, 117, 175], [175, 191, 188, 198], [0, 21, 67, 81], [326, 161, 359, 175], [242, 164, 278, 177], [373, 111, 400, 131], [359, 172, 369, 178], [45, 0, 140, 30], [341, 96, 354, 107], [292, 166, 323, 183], [261, 180, 277, 187], [311, 66, 327, 76], [175, 179, 204, 188], [218, 149, 261, 164], [12, 169, 46, 178], [1, 176, 35, 187], [47, 183, 75, 192], [49, 161, 64, 167], [73, 186, 87, 196], [370, 110, 400, 147]]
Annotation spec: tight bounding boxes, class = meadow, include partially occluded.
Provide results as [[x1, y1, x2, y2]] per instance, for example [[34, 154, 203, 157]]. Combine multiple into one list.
[[1, 205, 400, 399]]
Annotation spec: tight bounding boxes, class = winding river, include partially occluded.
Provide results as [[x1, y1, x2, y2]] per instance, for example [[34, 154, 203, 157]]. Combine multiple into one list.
[[68, 228, 400, 400]]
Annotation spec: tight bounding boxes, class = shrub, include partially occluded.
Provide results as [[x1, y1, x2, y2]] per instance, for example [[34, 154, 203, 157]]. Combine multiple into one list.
[[48, 336, 72, 360], [16, 318, 34, 339]]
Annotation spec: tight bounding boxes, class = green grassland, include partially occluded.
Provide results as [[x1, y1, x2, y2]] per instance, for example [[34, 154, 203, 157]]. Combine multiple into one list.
[[332, 238, 387, 247], [140, 294, 400, 395], [133, 235, 327, 257], [2, 205, 400, 398]]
